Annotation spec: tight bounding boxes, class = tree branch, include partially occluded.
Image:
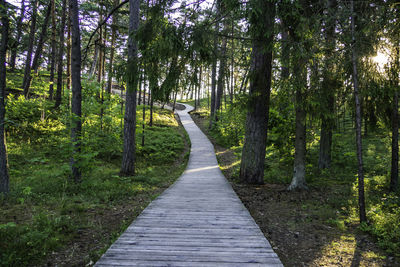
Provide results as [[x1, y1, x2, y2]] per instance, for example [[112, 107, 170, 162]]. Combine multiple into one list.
[[82, 0, 129, 62]]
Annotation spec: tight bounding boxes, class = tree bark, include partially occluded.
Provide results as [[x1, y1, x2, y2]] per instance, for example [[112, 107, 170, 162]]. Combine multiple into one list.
[[320, 0, 337, 167], [97, 7, 103, 85], [239, 0, 275, 184], [0, 0, 10, 195], [23, 2, 52, 98], [120, 0, 139, 176], [149, 94, 154, 126], [198, 65, 202, 107], [49, 0, 56, 100], [107, 0, 119, 94], [215, 10, 227, 121], [66, 9, 71, 92], [209, 4, 218, 128], [22, 0, 38, 95], [70, 0, 82, 183], [138, 71, 142, 105], [89, 42, 99, 77], [391, 91, 399, 192], [288, 79, 308, 190], [10, 0, 25, 70], [280, 20, 290, 80], [390, 44, 399, 192], [351, 0, 367, 223], [54, 0, 67, 109], [318, 0, 337, 169], [141, 74, 146, 146]]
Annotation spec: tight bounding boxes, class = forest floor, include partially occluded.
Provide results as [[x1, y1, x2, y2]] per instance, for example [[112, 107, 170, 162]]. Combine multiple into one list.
[[0, 105, 190, 266], [47, 114, 191, 267], [190, 112, 399, 267]]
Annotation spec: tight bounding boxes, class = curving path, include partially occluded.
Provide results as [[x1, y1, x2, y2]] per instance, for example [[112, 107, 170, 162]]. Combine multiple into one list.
[[95, 104, 283, 266]]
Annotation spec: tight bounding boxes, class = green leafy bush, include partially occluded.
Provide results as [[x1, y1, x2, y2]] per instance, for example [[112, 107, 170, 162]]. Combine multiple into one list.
[[362, 193, 400, 256], [0, 213, 75, 266]]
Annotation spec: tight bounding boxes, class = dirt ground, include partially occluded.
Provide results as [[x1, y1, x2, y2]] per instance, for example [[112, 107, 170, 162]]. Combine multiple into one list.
[[190, 112, 399, 267]]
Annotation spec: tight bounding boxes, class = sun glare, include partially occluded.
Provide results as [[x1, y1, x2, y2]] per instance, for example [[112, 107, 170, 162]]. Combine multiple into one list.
[[372, 51, 389, 68]]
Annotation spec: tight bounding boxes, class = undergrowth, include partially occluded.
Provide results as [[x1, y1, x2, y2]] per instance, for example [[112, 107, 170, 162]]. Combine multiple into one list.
[[189, 96, 400, 259], [0, 72, 189, 266]]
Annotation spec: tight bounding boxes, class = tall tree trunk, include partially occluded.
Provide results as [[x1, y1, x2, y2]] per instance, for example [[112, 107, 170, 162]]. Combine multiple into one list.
[[141, 74, 146, 146], [23, 2, 52, 98], [318, 0, 337, 169], [107, 0, 119, 94], [229, 19, 234, 103], [209, 6, 218, 128], [172, 88, 177, 112], [198, 65, 202, 107], [391, 91, 399, 192], [390, 44, 399, 192], [239, 0, 275, 184], [22, 0, 38, 95], [0, 0, 10, 195], [97, 7, 103, 85], [138, 71, 142, 105], [194, 67, 198, 110], [215, 35, 227, 121], [280, 20, 290, 80], [49, 0, 56, 100], [89, 42, 99, 77], [66, 10, 71, 91], [70, 0, 82, 183], [351, 0, 367, 223], [120, 0, 139, 176], [10, 0, 25, 70], [149, 94, 153, 126], [239, 65, 249, 94], [54, 0, 67, 109], [288, 77, 308, 190]]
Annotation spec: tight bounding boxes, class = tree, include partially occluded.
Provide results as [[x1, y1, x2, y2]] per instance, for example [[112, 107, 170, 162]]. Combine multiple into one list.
[[351, 0, 367, 223], [22, 0, 38, 96], [0, 0, 10, 195], [214, 0, 227, 121], [390, 45, 399, 192], [107, 0, 119, 94], [388, 2, 400, 192], [9, 0, 24, 70], [54, 0, 67, 109], [318, 0, 338, 169], [49, 0, 56, 100], [120, 0, 139, 176], [209, 3, 218, 128], [70, 0, 82, 183], [285, 0, 313, 191], [23, 1, 52, 97], [239, 0, 275, 184]]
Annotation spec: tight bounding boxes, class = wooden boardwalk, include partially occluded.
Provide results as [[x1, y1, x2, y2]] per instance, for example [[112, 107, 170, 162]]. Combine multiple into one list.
[[95, 104, 283, 266]]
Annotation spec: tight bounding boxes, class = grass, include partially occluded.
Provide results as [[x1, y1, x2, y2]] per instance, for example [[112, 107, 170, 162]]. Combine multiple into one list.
[[0, 70, 190, 266]]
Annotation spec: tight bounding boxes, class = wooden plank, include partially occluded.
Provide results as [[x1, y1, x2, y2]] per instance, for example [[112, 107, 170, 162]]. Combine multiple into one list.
[[107, 245, 274, 253], [100, 253, 282, 264], [113, 240, 270, 248], [96, 259, 283, 267], [94, 103, 282, 267]]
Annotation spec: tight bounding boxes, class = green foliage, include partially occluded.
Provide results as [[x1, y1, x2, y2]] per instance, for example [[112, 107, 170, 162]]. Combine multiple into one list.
[[195, 93, 400, 258], [361, 193, 400, 256], [0, 213, 75, 266], [1, 71, 188, 265], [6, 95, 41, 133], [210, 100, 246, 147]]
